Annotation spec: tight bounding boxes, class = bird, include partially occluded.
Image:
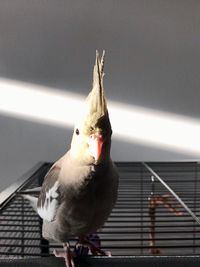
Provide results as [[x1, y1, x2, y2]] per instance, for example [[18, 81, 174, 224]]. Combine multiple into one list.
[[22, 50, 119, 267]]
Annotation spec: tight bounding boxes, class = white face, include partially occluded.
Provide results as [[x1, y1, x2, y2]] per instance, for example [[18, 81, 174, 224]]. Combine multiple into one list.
[[70, 121, 106, 165], [70, 123, 95, 164]]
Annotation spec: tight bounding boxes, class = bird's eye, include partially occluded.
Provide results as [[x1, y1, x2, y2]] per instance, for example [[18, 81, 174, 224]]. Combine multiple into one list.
[[75, 128, 79, 135]]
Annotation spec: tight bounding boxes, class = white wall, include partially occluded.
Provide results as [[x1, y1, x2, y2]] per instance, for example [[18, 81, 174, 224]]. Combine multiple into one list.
[[1, 0, 200, 191]]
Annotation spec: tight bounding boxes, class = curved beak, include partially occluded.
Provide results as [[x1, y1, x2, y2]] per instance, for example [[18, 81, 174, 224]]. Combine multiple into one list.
[[88, 134, 104, 162]]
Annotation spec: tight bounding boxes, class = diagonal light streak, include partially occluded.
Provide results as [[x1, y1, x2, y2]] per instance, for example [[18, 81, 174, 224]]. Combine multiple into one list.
[[1, 78, 200, 155]]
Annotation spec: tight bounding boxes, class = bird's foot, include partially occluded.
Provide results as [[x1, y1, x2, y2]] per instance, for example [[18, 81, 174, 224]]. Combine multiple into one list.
[[74, 242, 89, 256], [78, 234, 111, 256], [87, 233, 101, 248], [53, 242, 75, 267]]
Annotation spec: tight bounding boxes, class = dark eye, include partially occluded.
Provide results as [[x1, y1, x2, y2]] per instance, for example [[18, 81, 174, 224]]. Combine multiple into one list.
[[75, 128, 79, 135]]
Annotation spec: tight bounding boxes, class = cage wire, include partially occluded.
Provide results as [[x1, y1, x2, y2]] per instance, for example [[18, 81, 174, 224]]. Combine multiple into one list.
[[0, 162, 200, 259]]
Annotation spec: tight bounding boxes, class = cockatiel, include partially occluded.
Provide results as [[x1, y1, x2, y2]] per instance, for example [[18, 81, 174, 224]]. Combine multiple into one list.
[[24, 51, 118, 267]]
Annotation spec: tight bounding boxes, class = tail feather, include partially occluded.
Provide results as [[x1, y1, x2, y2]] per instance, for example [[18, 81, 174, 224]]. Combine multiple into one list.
[[23, 186, 41, 192], [21, 194, 38, 212], [20, 187, 41, 194]]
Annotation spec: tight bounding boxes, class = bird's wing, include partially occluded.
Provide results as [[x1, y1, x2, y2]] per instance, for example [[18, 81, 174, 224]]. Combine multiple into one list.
[[37, 161, 62, 222]]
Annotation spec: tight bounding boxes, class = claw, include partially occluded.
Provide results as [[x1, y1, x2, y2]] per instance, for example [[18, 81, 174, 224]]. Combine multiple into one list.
[[74, 242, 89, 256], [53, 242, 75, 267], [74, 233, 100, 256], [79, 234, 111, 256]]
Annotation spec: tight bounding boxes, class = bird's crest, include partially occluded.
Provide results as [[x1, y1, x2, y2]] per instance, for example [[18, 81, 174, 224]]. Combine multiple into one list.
[[86, 50, 108, 120]]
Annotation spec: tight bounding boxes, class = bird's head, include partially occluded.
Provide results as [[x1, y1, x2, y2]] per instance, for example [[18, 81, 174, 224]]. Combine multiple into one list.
[[70, 50, 112, 165]]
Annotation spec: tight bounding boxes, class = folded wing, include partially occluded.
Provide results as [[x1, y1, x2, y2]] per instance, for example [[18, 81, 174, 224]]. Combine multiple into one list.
[[37, 162, 61, 222]]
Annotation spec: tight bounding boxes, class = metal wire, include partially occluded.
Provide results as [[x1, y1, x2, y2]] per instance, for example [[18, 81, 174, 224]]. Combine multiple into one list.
[[0, 162, 200, 258], [142, 162, 200, 225]]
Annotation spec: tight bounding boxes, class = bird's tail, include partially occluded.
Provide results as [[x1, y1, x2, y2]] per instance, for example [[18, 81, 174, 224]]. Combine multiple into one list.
[[21, 194, 38, 212], [20, 187, 41, 194]]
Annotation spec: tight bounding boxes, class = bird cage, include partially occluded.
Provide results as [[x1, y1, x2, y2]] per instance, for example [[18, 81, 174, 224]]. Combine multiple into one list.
[[0, 162, 200, 266]]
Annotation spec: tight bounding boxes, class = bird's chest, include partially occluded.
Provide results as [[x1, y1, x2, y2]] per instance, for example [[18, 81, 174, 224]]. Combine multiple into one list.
[[58, 172, 99, 234]]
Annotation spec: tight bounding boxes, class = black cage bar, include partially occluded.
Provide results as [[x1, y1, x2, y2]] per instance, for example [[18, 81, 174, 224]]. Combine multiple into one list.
[[0, 162, 200, 263]]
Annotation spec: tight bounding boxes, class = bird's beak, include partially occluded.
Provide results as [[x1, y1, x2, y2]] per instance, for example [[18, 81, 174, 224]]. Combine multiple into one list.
[[88, 134, 104, 162]]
